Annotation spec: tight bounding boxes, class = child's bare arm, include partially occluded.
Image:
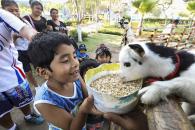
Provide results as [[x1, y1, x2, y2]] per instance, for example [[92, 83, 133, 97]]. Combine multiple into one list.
[[35, 96, 102, 130], [36, 103, 86, 130]]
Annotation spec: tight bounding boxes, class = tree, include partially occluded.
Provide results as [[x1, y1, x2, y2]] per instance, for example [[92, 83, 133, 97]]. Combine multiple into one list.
[[156, 0, 172, 25], [187, 1, 195, 26], [73, 0, 85, 42], [132, 0, 156, 36]]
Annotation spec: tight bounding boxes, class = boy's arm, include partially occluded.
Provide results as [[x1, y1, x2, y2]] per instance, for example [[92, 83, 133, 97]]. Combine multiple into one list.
[[0, 9, 37, 41], [35, 95, 99, 130], [36, 103, 87, 130], [19, 26, 37, 41]]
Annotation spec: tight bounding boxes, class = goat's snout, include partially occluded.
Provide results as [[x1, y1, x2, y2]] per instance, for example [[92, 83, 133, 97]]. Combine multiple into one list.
[[124, 62, 131, 67]]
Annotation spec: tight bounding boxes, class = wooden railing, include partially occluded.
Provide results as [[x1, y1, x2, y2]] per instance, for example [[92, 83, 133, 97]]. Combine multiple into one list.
[[146, 99, 194, 130]]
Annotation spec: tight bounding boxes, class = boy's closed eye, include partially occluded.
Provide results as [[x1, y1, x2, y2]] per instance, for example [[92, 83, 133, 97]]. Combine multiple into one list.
[[61, 59, 69, 63]]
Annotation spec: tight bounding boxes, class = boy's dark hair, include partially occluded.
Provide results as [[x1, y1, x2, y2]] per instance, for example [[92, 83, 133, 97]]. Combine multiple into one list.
[[28, 32, 73, 69], [30, 0, 43, 11], [78, 43, 87, 51], [79, 59, 100, 78], [50, 8, 58, 14], [1, 0, 18, 9], [95, 46, 112, 60]]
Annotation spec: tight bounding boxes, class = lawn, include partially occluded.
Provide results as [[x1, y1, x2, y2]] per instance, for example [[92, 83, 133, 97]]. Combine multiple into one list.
[[83, 33, 122, 52]]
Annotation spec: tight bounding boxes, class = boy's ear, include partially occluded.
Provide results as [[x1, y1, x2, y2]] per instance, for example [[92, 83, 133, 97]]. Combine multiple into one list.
[[36, 67, 50, 80], [128, 44, 145, 57]]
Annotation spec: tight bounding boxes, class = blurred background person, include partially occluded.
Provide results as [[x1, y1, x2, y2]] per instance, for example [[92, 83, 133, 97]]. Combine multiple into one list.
[[24, 0, 47, 32], [47, 8, 68, 35]]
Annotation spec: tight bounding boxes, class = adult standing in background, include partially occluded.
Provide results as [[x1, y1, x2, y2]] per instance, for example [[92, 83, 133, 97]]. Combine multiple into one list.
[[47, 8, 68, 35], [23, 0, 47, 32]]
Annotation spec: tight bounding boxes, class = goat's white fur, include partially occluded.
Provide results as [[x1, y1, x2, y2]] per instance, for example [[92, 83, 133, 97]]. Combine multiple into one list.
[[119, 42, 195, 124]]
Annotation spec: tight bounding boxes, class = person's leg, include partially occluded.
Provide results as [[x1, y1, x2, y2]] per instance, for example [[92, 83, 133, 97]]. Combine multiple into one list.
[[0, 113, 14, 129], [6, 81, 44, 125], [19, 103, 31, 116], [18, 51, 38, 87], [0, 91, 16, 129]]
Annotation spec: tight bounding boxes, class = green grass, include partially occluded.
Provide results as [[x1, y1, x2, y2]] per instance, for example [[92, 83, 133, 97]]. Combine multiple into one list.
[[83, 33, 122, 52], [98, 26, 123, 36]]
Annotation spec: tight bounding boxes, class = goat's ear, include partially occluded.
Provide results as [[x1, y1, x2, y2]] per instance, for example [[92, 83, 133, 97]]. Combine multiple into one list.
[[128, 44, 145, 57]]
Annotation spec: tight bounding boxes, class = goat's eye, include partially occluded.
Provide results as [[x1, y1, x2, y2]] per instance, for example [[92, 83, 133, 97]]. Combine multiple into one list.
[[124, 62, 131, 67]]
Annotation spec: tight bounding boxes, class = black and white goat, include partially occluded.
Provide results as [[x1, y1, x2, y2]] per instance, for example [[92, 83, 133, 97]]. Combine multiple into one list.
[[119, 42, 195, 124]]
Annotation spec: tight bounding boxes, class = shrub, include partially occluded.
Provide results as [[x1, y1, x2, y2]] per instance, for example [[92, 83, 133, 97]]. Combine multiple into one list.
[[65, 20, 77, 26], [98, 29, 122, 35], [69, 29, 88, 42], [98, 25, 123, 35]]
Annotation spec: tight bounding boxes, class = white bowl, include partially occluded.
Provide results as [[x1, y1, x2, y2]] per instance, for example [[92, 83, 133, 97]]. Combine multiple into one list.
[[85, 63, 142, 114]]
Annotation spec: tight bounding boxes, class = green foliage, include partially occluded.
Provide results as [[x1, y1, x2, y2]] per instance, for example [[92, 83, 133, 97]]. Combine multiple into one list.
[[179, 12, 190, 18], [69, 29, 88, 42], [84, 33, 122, 52], [187, 1, 195, 14], [98, 25, 123, 35], [131, 0, 157, 15], [65, 20, 77, 26], [98, 30, 123, 35]]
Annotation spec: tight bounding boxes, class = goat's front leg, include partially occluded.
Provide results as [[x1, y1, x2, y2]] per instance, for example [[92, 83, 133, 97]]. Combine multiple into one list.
[[138, 77, 195, 105]]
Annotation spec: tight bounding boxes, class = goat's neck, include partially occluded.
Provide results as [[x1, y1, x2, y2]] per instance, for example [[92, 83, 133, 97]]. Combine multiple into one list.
[[144, 54, 175, 78]]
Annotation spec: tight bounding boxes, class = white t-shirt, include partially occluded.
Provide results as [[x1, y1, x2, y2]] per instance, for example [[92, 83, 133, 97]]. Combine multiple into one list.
[[15, 38, 29, 51], [0, 9, 27, 92], [14, 19, 31, 51]]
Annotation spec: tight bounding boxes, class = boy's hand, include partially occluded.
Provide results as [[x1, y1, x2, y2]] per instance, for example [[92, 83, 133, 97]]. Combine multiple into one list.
[[79, 95, 103, 116]]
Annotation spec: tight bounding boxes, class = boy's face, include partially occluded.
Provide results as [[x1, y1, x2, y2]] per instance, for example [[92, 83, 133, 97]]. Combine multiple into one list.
[[97, 54, 111, 64], [48, 44, 80, 84]]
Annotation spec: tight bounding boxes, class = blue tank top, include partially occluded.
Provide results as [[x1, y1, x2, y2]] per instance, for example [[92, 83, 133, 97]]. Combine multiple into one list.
[[34, 80, 86, 130]]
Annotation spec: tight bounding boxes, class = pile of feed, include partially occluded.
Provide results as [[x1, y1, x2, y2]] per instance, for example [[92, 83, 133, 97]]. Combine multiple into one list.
[[90, 74, 141, 97]]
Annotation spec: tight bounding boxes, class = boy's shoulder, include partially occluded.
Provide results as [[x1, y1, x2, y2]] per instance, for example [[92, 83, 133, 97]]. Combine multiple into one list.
[[34, 82, 50, 101], [35, 80, 82, 101]]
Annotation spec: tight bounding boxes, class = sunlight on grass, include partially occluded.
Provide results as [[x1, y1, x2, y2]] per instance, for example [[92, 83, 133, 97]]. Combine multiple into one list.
[[83, 33, 122, 52]]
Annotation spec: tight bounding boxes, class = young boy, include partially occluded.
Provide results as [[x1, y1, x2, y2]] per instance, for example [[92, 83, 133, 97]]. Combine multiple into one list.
[[95, 44, 112, 64], [28, 32, 102, 130], [76, 44, 89, 62]]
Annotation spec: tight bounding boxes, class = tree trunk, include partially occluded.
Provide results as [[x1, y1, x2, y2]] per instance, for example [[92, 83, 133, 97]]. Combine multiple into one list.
[[95, 0, 98, 23], [137, 14, 144, 36], [109, 0, 111, 25], [77, 24, 82, 42], [81, 0, 85, 19], [189, 15, 195, 28], [74, 0, 82, 42], [146, 98, 194, 130]]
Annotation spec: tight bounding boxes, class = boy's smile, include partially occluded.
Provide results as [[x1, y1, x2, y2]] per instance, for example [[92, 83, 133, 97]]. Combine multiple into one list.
[[48, 44, 80, 84]]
